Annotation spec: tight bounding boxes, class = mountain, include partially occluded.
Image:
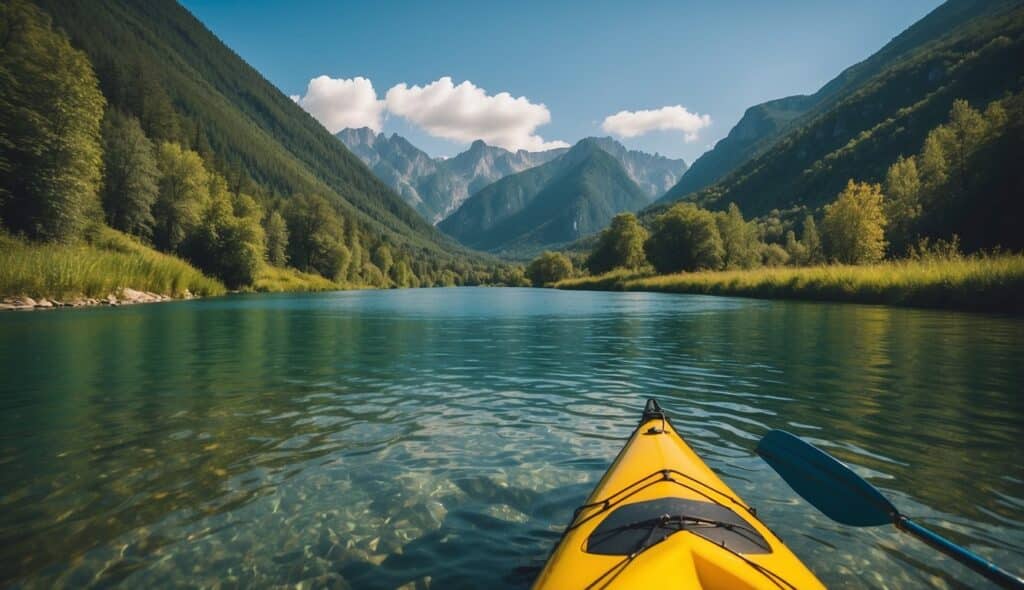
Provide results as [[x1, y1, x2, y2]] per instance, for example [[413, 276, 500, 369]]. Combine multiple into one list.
[[663, 0, 1016, 203], [337, 129, 567, 223], [29, 0, 485, 279], [439, 139, 650, 255], [337, 131, 687, 224], [654, 0, 1024, 218]]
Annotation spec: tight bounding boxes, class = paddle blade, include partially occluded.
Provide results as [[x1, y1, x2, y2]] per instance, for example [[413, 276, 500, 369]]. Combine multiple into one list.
[[756, 430, 896, 527]]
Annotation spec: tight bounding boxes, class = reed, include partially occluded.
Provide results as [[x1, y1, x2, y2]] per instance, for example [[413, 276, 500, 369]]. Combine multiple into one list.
[[252, 265, 343, 293], [556, 255, 1024, 312], [0, 228, 225, 299]]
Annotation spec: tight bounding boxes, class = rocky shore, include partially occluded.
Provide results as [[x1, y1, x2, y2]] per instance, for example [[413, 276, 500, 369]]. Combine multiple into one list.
[[0, 288, 193, 311]]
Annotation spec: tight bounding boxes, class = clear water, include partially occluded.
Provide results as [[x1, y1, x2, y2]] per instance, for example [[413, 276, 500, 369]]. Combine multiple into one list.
[[1, 288, 1022, 589]]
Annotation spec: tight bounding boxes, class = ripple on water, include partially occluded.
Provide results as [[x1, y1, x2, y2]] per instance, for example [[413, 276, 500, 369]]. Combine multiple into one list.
[[0, 288, 1021, 588]]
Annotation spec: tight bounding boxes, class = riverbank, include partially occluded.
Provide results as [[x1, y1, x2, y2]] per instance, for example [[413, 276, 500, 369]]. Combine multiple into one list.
[[0, 228, 359, 311], [556, 255, 1024, 312]]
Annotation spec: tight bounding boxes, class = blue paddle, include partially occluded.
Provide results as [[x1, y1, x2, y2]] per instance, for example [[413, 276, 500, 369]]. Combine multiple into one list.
[[756, 430, 1024, 589]]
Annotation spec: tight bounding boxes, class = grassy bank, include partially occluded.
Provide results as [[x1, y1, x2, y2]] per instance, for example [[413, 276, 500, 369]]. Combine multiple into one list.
[[0, 228, 225, 300], [253, 265, 344, 293], [556, 256, 1024, 312]]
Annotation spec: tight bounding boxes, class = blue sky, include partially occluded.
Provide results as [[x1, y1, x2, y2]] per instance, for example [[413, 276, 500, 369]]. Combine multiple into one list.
[[181, 0, 943, 162]]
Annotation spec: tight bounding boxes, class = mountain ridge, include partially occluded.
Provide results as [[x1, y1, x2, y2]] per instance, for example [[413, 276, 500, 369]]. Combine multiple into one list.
[[662, 0, 1013, 203], [337, 129, 686, 224], [438, 138, 650, 255]]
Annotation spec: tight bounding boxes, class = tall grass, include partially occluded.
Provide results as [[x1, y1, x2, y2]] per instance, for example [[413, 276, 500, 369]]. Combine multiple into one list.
[[0, 228, 225, 299], [556, 255, 1024, 312], [253, 265, 343, 293]]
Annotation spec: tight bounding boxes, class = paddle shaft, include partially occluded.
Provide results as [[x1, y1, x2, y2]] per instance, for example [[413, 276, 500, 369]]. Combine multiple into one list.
[[896, 516, 1024, 589]]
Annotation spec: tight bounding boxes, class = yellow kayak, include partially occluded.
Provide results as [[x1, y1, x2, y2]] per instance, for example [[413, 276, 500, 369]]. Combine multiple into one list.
[[533, 399, 825, 590]]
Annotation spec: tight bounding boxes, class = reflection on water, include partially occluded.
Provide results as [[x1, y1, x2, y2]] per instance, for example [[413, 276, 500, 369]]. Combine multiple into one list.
[[1, 288, 1022, 588]]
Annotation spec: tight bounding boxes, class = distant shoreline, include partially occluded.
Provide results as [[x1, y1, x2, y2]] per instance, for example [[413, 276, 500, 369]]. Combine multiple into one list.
[[555, 256, 1024, 313]]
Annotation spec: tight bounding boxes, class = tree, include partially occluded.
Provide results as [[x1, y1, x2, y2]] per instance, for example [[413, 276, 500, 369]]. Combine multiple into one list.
[[100, 110, 159, 238], [945, 99, 987, 197], [918, 127, 951, 202], [526, 251, 573, 286], [783, 230, 807, 266], [883, 155, 922, 252], [181, 179, 264, 288], [154, 142, 207, 251], [585, 213, 649, 274], [822, 180, 887, 264], [762, 243, 790, 267], [644, 203, 724, 273], [715, 203, 761, 269], [264, 210, 289, 266], [372, 244, 394, 280], [0, 0, 105, 241], [284, 194, 346, 278], [801, 215, 824, 264]]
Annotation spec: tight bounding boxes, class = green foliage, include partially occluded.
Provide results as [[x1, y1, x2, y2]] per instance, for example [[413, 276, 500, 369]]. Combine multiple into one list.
[[761, 243, 791, 267], [264, 210, 289, 267], [560, 254, 1024, 313], [100, 109, 159, 238], [715, 203, 761, 270], [823, 181, 887, 264], [783, 230, 808, 266], [154, 142, 206, 251], [372, 245, 394, 281], [526, 251, 574, 287], [0, 0, 105, 241], [801, 216, 824, 264], [883, 155, 922, 251], [586, 213, 649, 274], [0, 226, 223, 299], [644, 203, 724, 273], [181, 180, 265, 289], [284, 194, 348, 279]]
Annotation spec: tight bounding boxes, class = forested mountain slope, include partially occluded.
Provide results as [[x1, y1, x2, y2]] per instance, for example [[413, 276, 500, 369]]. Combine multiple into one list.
[[663, 0, 1017, 202], [658, 0, 1024, 218], [30, 0, 468, 263]]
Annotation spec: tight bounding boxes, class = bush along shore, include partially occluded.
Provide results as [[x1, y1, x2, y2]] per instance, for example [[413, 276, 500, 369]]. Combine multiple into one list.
[[556, 255, 1024, 313]]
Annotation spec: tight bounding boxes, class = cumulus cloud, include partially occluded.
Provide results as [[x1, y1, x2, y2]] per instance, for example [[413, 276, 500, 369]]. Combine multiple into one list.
[[291, 76, 385, 133], [385, 77, 569, 152], [601, 105, 711, 142]]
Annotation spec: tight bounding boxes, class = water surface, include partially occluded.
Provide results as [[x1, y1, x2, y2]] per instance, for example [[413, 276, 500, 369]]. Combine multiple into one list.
[[1, 288, 1022, 588]]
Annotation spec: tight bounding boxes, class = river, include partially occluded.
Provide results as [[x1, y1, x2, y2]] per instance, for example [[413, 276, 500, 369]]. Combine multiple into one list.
[[1, 288, 1021, 588]]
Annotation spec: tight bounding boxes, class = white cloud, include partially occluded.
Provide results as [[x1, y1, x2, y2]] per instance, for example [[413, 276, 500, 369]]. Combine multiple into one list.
[[384, 77, 568, 152], [601, 105, 711, 142], [291, 76, 385, 133]]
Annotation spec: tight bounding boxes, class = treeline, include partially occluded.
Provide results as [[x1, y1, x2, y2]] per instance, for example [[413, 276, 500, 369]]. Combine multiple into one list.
[[529, 95, 1021, 284], [0, 1, 511, 290]]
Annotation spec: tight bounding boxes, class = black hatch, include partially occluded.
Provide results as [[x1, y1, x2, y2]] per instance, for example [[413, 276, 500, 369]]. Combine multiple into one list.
[[586, 497, 772, 556]]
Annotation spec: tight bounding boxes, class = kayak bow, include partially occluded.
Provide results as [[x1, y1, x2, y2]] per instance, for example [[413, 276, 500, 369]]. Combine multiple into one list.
[[533, 399, 824, 590]]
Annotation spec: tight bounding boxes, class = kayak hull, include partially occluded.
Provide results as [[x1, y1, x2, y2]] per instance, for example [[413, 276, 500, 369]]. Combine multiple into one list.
[[532, 400, 825, 590]]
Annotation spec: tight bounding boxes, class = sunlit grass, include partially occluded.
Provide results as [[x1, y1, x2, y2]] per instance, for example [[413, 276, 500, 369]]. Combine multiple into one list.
[[252, 265, 343, 293], [0, 227, 225, 299], [556, 256, 1024, 312]]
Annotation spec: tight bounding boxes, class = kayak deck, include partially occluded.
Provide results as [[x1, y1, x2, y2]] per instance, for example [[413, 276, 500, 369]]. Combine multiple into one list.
[[533, 400, 825, 590]]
